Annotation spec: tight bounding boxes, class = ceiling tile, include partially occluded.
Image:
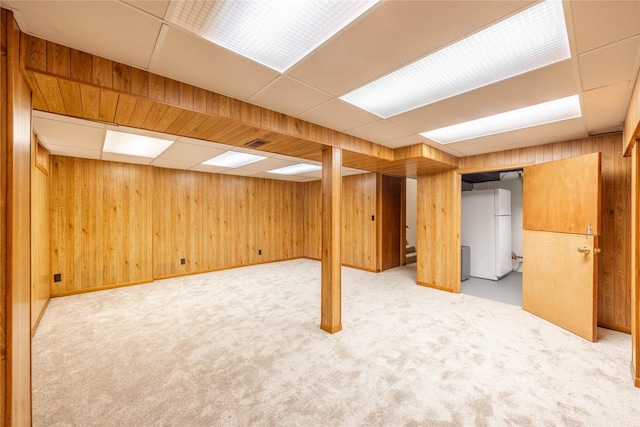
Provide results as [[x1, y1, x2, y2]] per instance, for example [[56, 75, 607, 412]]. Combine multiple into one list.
[[175, 136, 232, 150], [148, 27, 279, 100], [219, 168, 261, 177], [390, 60, 577, 133], [383, 135, 431, 149], [101, 152, 154, 165], [151, 158, 195, 170], [158, 142, 225, 163], [571, 0, 640, 54], [46, 144, 101, 160], [346, 119, 414, 144], [249, 76, 333, 117], [578, 36, 640, 91], [287, 0, 533, 95], [190, 164, 230, 174], [586, 108, 626, 134], [582, 81, 630, 115], [242, 158, 297, 172], [5, 0, 162, 69], [300, 99, 379, 132], [121, 0, 169, 19], [251, 172, 316, 182], [32, 117, 105, 150]]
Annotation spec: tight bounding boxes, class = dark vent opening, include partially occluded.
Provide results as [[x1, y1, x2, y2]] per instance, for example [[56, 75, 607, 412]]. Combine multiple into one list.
[[462, 172, 501, 184], [244, 139, 270, 149]]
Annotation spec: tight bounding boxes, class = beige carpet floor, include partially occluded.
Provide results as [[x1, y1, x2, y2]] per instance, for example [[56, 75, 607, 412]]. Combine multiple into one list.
[[32, 259, 640, 426]]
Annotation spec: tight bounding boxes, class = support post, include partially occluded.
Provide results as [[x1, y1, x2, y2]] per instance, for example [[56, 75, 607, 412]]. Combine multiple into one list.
[[321, 146, 342, 333]]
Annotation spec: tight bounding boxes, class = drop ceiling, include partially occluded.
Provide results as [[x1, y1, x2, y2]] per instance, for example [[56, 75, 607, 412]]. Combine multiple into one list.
[[5, 0, 640, 174]]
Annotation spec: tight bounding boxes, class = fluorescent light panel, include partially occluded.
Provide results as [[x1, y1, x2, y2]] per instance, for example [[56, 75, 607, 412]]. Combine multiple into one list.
[[203, 151, 266, 168], [421, 95, 582, 144], [341, 1, 571, 118], [169, 0, 379, 72], [103, 130, 174, 158], [268, 163, 321, 175]]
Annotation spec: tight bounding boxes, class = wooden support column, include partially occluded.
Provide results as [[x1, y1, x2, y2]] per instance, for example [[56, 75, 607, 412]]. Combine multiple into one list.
[[321, 146, 342, 334], [632, 142, 640, 387]]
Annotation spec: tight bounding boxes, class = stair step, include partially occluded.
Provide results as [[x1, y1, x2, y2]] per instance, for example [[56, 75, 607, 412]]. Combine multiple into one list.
[[406, 254, 417, 264], [405, 245, 416, 254]]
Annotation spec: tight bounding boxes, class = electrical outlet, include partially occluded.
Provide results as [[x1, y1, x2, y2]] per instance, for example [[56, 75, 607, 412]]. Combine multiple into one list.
[[258, 249, 262, 255], [53, 273, 61, 282], [180, 258, 185, 265]]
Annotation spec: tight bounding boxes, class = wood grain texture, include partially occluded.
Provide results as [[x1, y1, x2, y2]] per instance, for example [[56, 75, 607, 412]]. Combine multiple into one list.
[[523, 153, 601, 235], [624, 68, 640, 156], [459, 135, 631, 333], [50, 156, 153, 294], [631, 144, 639, 385], [6, 11, 33, 425], [381, 175, 402, 271], [31, 135, 50, 334], [21, 34, 458, 176], [523, 231, 597, 341], [416, 170, 461, 292], [341, 173, 377, 272], [302, 181, 322, 261], [321, 147, 342, 334], [0, 9, 8, 423], [152, 168, 303, 278]]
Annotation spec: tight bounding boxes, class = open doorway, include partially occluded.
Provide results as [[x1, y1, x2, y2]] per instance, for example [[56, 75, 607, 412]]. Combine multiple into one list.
[[460, 170, 523, 306]]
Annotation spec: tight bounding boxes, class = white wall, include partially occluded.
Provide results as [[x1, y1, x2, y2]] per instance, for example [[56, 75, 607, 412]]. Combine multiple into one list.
[[406, 178, 417, 248], [470, 171, 523, 258]]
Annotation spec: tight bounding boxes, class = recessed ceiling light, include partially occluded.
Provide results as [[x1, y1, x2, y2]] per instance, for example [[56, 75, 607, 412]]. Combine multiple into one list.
[[341, 1, 570, 118], [203, 151, 266, 168], [167, 0, 379, 72], [103, 130, 174, 158], [267, 163, 322, 175], [421, 95, 582, 144]]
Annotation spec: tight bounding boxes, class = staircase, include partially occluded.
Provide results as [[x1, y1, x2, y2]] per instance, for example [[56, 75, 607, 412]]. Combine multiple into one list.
[[405, 244, 416, 264]]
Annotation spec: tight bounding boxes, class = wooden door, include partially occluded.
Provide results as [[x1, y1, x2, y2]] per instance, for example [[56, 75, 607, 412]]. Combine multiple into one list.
[[381, 175, 402, 271], [522, 152, 601, 341]]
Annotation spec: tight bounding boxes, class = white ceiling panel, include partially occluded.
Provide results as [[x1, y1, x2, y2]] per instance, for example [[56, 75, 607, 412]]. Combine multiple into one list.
[[148, 26, 279, 100], [582, 81, 630, 115], [300, 99, 379, 132], [101, 152, 154, 165], [249, 76, 333, 117], [5, 0, 162, 69], [346, 119, 415, 144], [158, 142, 225, 163], [382, 135, 432, 150], [241, 158, 297, 172], [578, 36, 640, 91], [288, 0, 533, 95], [190, 164, 231, 174], [251, 172, 317, 182], [151, 158, 195, 170], [571, 0, 640, 54], [586, 108, 626, 134], [121, 0, 169, 19], [33, 117, 105, 150], [390, 60, 578, 132], [46, 144, 101, 161]]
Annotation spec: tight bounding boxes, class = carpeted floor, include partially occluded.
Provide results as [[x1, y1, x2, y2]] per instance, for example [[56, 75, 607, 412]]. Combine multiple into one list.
[[32, 259, 640, 426]]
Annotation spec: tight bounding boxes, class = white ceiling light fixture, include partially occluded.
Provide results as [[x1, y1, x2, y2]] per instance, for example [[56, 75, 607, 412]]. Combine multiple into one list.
[[103, 130, 174, 158], [203, 151, 266, 168], [341, 0, 571, 118], [167, 0, 379, 73], [421, 95, 582, 144], [268, 163, 322, 175]]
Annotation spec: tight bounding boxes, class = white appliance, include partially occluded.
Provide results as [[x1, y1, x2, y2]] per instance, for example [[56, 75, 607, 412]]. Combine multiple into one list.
[[461, 188, 512, 281]]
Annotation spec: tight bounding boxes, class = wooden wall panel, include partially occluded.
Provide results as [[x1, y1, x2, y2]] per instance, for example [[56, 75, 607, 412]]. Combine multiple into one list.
[[341, 173, 377, 272], [5, 10, 33, 425], [416, 170, 461, 292], [0, 9, 8, 424], [50, 156, 153, 295], [151, 169, 304, 279], [31, 136, 50, 333], [302, 181, 322, 260], [458, 134, 631, 333], [381, 175, 403, 271], [630, 144, 639, 386]]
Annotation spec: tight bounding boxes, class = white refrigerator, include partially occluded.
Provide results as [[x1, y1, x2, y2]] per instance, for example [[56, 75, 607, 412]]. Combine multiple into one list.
[[461, 188, 512, 281]]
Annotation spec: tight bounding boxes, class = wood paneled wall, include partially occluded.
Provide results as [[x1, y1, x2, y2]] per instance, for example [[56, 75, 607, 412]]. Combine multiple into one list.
[[3, 9, 33, 425], [630, 144, 639, 386], [1, 9, 8, 423], [416, 170, 461, 292], [302, 180, 322, 260], [31, 135, 50, 332], [50, 156, 154, 295], [153, 169, 303, 278], [459, 134, 631, 333]]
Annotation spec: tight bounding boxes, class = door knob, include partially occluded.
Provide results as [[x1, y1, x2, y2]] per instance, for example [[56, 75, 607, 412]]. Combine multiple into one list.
[[577, 246, 591, 254]]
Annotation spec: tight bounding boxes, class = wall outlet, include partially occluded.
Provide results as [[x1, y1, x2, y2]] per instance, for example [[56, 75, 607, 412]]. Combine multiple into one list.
[[258, 249, 262, 255], [180, 258, 185, 265], [53, 273, 61, 282]]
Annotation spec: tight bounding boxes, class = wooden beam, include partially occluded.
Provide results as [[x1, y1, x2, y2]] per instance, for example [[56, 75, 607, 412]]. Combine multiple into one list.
[[321, 146, 342, 334], [632, 144, 640, 387]]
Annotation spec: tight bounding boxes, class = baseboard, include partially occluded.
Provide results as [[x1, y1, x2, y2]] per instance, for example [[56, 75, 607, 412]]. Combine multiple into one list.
[[31, 297, 51, 337], [417, 281, 456, 293], [598, 323, 631, 334], [51, 279, 153, 297]]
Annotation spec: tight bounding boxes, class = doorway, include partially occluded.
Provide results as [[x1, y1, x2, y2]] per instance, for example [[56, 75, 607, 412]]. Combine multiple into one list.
[[460, 170, 523, 306]]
